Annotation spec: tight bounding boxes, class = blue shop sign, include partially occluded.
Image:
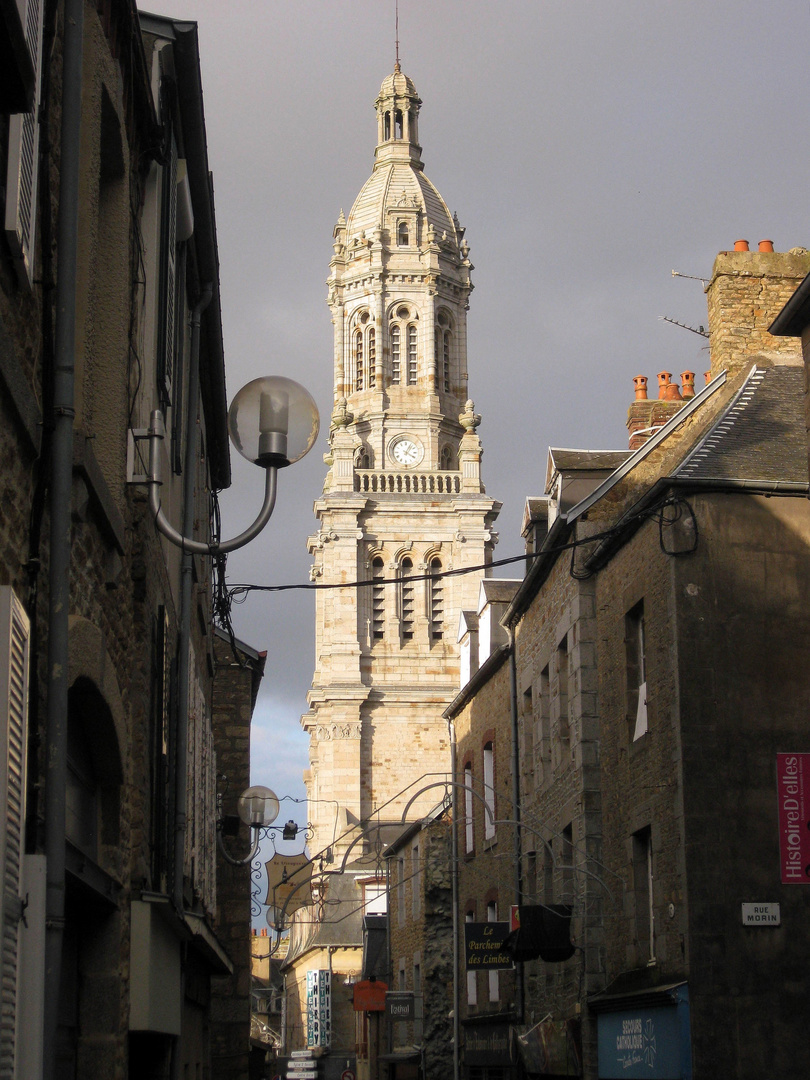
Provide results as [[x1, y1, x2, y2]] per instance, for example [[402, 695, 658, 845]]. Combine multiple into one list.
[[596, 987, 691, 1079]]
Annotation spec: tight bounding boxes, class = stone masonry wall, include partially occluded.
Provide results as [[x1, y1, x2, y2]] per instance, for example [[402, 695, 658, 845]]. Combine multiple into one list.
[[513, 553, 602, 1074], [706, 246, 810, 378], [210, 634, 263, 1080]]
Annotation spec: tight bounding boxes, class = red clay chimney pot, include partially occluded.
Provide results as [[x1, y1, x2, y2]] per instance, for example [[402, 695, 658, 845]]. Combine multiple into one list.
[[681, 371, 695, 398], [704, 371, 712, 384], [633, 376, 648, 400], [734, 240, 750, 252], [758, 239, 774, 253], [665, 382, 683, 401], [657, 372, 671, 399]]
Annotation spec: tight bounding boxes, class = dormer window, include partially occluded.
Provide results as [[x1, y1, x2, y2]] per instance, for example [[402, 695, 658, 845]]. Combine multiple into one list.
[[397, 221, 409, 246]]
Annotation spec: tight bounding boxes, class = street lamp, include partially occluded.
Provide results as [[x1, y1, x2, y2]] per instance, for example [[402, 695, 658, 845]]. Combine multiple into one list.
[[148, 375, 319, 554], [218, 785, 303, 867]]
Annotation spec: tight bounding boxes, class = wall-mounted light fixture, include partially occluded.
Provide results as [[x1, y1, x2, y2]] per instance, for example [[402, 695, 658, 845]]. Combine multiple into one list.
[[147, 375, 319, 554]]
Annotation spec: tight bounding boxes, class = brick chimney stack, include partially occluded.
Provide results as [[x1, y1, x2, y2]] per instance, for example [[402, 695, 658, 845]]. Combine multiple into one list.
[[705, 241, 810, 378], [627, 372, 693, 449]]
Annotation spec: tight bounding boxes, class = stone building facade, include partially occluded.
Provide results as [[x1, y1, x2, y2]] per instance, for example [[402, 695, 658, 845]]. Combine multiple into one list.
[[383, 810, 453, 1080], [0, 5, 260, 1077], [446, 241, 810, 1080]]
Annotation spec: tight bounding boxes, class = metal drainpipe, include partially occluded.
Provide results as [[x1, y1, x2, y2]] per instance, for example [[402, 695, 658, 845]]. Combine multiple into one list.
[[43, 1, 84, 1076], [172, 282, 213, 916], [448, 718, 460, 1080], [507, 625, 524, 1024]]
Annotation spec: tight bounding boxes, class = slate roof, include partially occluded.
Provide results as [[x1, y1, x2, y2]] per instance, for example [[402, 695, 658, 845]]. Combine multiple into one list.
[[674, 365, 807, 484]]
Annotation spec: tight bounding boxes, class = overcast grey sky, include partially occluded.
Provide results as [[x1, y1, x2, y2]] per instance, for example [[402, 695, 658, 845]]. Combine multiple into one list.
[[156, 0, 809, 819]]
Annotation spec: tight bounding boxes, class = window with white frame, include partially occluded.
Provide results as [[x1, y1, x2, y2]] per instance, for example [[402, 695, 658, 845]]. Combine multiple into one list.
[[464, 762, 474, 854], [397, 857, 406, 925], [411, 844, 421, 917], [483, 742, 495, 841], [465, 911, 477, 1005], [363, 879, 387, 915], [627, 601, 647, 741], [556, 636, 570, 746], [633, 826, 655, 963]]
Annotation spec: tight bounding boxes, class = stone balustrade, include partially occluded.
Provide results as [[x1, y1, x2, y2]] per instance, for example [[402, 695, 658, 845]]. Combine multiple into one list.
[[354, 469, 462, 494]]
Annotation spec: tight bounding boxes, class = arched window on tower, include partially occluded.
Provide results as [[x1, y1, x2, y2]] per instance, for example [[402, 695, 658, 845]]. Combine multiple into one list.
[[440, 445, 453, 471], [390, 324, 401, 385], [372, 557, 385, 640], [354, 330, 364, 391], [407, 325, 417, 385], [368, 327, 376, 387], [397, 221, 409, 246], [437, 310, 452, 392], [384, 112, 391, 140], [394, 109, 403, 139], [429, 557, 443, 640], [399, 557, 414, 641]]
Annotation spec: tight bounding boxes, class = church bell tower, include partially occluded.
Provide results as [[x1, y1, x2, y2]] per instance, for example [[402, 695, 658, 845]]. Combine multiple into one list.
[[303, 64, 500, 856]]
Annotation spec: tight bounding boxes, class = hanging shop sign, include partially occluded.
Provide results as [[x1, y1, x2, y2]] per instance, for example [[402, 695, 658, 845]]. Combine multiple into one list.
[[306, 970, 331, 1048], [777, 753, 810, 884], [464, 921, 512, 969], [353, 979, 388, 1012], [265, 852, 313, 916], [385, 991, 415, 1022]]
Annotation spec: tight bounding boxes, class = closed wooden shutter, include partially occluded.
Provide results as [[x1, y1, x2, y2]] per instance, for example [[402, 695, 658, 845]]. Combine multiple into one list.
[[0, 588, 30, 1079], [4, 0, 45, 288]]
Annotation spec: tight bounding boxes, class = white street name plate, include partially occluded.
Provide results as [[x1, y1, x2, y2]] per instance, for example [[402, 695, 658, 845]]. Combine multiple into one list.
[[741, 903, 780, 926]]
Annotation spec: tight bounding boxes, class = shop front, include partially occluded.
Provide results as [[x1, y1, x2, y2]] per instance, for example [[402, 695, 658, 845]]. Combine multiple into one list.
[[591, 982, 691, 1080]]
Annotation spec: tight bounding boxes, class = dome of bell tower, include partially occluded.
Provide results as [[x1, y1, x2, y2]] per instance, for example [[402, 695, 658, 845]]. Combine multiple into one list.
[[343, 64, 460, 256]]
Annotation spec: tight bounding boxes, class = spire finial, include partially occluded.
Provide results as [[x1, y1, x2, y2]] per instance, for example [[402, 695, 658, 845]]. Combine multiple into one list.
[[394, 0, 400, 72]]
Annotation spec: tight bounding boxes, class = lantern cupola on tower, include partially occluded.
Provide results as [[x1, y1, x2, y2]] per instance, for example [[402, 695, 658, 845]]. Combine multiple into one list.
[[375, 61, 422, 166]]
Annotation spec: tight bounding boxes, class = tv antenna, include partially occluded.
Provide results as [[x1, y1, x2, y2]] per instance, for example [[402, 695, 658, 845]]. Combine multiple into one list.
[[658, 315, 709, 339], [672, 269, 709, 289]]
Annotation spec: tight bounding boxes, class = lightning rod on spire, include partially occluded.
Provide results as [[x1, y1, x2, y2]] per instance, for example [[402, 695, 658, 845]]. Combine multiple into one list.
[[395, 0, 400, 71]]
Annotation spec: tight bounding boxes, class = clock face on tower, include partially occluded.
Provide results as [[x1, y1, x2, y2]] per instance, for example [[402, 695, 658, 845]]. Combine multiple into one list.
[[391, 437, 422, 467]]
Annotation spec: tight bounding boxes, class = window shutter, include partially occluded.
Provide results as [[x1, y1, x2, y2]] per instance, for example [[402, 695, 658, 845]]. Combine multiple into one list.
[[4, 0, 45, 288], [0, 588, 30, 1078]]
